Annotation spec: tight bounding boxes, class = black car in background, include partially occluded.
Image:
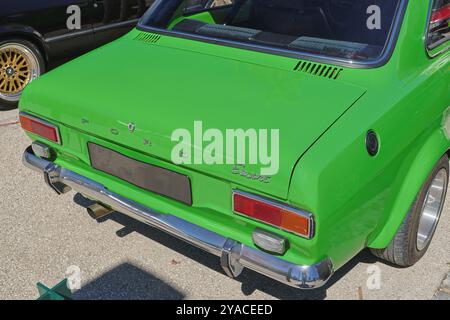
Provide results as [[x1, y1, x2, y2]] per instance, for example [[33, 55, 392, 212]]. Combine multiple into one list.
[[0, 0, 154, 108]]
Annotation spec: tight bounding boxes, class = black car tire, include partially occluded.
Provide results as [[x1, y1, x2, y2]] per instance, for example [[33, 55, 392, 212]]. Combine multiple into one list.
[[0, 39, 45, 110], [370, 155, 449, 266]]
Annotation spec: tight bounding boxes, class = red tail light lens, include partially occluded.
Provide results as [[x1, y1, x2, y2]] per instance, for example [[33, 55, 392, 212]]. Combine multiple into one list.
[[233, 191, 314, 239], [431, 4, 450, 24], [19, 113, 61, 144]]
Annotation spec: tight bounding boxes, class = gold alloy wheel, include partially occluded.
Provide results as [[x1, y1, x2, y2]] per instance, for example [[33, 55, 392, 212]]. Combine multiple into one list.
[[0, 43, 40, 102]]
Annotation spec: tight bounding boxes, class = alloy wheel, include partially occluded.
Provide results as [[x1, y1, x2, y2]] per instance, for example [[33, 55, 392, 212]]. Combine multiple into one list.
[[0, 43, 41, 102], [416, 168, 447, 251]]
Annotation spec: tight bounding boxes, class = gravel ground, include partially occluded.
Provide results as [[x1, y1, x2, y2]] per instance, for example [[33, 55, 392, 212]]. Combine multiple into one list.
[[434, 271, 450, 300], [0, 109, 449, 300]]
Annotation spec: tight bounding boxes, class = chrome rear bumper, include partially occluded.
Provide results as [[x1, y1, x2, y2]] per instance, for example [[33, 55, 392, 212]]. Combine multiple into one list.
[[23, 146, 333, 289]]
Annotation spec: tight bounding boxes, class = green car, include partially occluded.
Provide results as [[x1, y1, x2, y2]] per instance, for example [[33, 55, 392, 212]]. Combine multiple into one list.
[[19, 0, 449, 289]]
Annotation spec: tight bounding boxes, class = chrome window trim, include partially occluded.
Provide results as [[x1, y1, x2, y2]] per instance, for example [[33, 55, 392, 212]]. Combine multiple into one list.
[[425, 0, 450, 58], [232, 189, 315, 239], [19, 112, 62, 145], [137, 0, 408, 69]]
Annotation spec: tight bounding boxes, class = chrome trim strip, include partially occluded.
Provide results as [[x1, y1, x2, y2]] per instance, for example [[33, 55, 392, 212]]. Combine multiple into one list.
[[232, 189, 314, 239], [425, 0, 450, 58], [23, 147, 333, 289], [19, 112, 61, 145], [46, 29, 93, 43], [92, 19, 139, 34], [46, 20, 139, 43], [137, 0, 408, 69]]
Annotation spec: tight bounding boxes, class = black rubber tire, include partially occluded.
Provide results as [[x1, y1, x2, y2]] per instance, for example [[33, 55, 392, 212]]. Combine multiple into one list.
[[0, 39, 45, 110], [370, 155, 449, 266]]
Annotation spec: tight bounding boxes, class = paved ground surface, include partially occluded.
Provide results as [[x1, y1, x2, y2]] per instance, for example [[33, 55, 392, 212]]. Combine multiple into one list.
[[1, 108, 449, 300], [434, 271, 450, 300]]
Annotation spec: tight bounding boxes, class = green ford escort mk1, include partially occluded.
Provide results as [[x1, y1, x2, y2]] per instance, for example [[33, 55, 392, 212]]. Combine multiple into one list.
[[18, 0, 449, 289]]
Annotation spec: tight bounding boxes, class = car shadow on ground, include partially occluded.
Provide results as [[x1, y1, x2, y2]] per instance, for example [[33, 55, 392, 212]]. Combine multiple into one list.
[[73, 193, 379, 300], [74, 262, 185, 300]]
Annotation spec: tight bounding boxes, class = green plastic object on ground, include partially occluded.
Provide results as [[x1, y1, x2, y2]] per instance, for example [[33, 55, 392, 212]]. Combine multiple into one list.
[[36, 279, 73, 300]]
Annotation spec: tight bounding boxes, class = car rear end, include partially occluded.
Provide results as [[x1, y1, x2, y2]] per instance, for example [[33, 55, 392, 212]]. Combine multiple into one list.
[[20, 110, 333, 288], [18, 0, 411, 289]]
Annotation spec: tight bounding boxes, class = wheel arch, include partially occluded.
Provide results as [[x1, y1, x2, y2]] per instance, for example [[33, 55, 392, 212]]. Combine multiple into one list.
[[368, 125, 450, 249], [0, 24, 49, 67]]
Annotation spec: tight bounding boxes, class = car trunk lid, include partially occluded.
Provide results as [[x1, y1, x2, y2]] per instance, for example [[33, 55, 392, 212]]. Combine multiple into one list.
[[20, 36, 366, 200]]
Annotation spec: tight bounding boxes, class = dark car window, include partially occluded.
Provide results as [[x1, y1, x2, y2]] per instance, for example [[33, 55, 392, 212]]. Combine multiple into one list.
[[101, 0, 156, 23], [183, 0, 234, 13], [141, 0, 403, 63], [427, 0, 450, 50]]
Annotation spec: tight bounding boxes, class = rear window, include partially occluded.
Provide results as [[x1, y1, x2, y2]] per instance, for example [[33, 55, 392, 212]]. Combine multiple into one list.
[[427, 0, 450, 51], [141, 0, 403, 63]]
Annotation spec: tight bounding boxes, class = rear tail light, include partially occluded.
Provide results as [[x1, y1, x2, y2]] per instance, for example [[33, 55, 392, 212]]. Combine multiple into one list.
[[19, 113, 61, 144], [431, 4, 450, 24], [233, 190, 314, 239], [428, 3, 450, 50]]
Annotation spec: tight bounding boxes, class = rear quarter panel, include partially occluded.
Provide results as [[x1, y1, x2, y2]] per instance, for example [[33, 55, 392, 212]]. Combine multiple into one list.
[[288, 0, 450, 269]]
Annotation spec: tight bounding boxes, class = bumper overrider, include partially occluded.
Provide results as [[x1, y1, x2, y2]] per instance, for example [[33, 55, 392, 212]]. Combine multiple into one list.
[[23, 146, 334, 289]]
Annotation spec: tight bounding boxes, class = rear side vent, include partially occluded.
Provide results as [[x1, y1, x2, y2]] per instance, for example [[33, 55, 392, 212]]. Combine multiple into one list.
[[293, 60, 343, 80], [134, 32, 161, 44]]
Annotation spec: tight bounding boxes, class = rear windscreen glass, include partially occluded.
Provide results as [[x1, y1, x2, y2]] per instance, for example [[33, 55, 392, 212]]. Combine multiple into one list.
[[141, 0, 403, 62]]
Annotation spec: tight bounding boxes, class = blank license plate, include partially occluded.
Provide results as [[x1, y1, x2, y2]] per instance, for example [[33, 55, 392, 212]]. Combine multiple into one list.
[[88, 143, 192, 205]]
